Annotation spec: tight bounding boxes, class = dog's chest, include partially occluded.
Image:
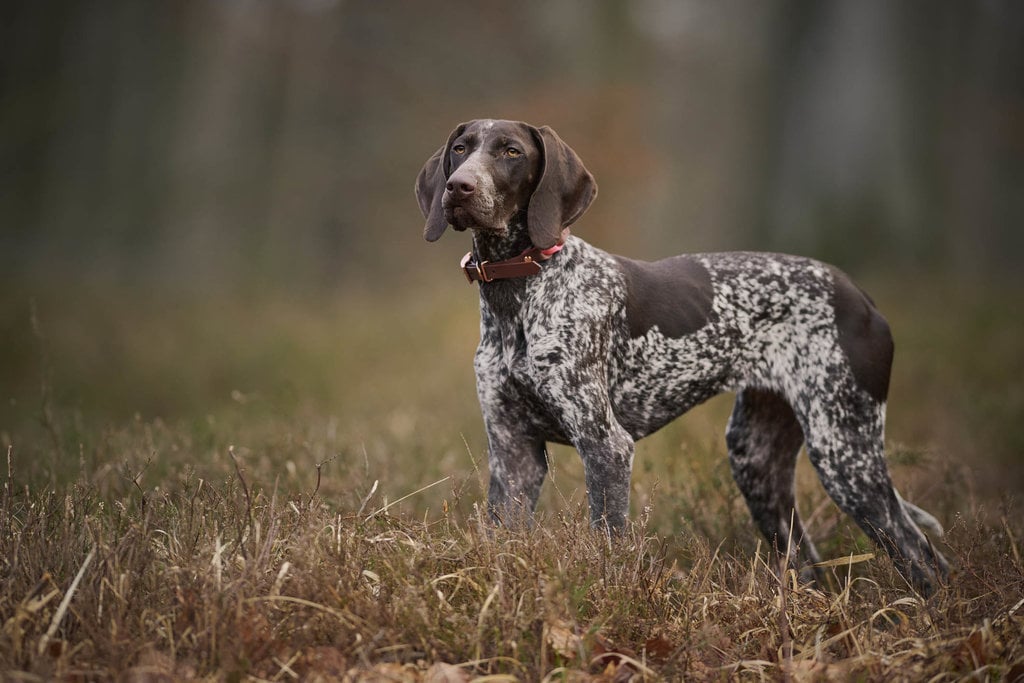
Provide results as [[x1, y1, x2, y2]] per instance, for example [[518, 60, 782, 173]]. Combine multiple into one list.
[[482, 314, 531, 376]]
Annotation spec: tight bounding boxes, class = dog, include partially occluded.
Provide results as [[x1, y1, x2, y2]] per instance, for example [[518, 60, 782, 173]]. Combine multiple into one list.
[[415, 119, 949, 594]]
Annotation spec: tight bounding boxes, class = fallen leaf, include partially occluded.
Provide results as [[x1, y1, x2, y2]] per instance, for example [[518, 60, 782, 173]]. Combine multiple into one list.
[[643, 635, 674, 662], [547, 619, 582, 661], [591, 634, 635, 667], [954, 630, 987, 667]]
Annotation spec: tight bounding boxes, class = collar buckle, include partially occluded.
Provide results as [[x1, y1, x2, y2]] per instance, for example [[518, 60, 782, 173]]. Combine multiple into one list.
[[460, 252, 494, 283]]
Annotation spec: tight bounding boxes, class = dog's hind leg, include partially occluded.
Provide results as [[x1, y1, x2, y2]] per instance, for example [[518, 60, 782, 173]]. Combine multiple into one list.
[[800, 387, 949, 594], [726, 388, 823, 577]]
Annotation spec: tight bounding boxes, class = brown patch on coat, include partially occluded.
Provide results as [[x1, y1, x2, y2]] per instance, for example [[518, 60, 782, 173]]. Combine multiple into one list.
[[613, 255, 715, 339], [829, 266, 894, 403]]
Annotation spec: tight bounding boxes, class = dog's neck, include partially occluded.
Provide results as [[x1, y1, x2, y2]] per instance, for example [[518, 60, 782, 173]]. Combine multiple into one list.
[[469, 214, 540, 314], [470, 212, 535, 263]]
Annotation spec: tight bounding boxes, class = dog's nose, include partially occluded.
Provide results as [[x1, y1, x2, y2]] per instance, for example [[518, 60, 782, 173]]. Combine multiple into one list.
[[446, 174, 476, 199]]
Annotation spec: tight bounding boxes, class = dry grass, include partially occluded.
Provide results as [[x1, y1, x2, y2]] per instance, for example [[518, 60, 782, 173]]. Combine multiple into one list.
[[2, 457, 1022, 681], [1, 272, 1022, 680]]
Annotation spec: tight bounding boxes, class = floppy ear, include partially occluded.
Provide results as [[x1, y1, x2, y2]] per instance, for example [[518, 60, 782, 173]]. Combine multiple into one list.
[[415, 123, 467, 242], [526, 125, 598, 249]]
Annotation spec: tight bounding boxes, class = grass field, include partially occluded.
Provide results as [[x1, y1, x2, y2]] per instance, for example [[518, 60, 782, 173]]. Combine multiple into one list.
[[1, 270, 1022, 681]]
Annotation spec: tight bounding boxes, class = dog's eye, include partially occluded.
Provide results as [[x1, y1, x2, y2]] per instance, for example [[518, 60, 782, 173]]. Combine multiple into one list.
[[452, 144, 466, 155], [504, 147, 522, 158]]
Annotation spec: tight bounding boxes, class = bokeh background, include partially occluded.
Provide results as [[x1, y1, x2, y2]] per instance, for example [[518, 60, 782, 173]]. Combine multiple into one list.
[[6, 0, 1024, 284], [2, 1, 1022, 512]]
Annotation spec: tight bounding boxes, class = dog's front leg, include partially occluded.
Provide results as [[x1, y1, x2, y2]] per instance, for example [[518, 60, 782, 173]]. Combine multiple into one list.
[[481, 410, 548, 526], [475, 341, 549, 525], [540, 375, 635, 533], [576, 420, 634, 533]]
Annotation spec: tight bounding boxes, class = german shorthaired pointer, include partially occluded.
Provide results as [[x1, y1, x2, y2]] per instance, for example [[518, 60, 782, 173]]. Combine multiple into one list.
[[415, 119, 949, 593]]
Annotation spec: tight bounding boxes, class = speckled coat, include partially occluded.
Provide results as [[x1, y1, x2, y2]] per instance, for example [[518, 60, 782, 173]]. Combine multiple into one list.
[[416, 119, 949, 594]]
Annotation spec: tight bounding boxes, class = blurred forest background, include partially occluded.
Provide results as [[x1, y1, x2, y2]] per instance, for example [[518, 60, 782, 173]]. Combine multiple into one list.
[[4, 0, 1023, 285], [1, 1, 1022, 498]]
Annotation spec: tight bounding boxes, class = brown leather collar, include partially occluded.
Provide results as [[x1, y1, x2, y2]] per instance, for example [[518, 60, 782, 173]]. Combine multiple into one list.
[[460, 232, 568, 284]]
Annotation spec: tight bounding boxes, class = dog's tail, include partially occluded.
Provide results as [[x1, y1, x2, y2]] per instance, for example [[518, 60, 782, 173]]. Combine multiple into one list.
[[895, 489, 944, 538]]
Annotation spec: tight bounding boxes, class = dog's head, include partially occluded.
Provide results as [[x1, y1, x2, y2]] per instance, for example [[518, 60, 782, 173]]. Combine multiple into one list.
[[415, 119, 597, 249]]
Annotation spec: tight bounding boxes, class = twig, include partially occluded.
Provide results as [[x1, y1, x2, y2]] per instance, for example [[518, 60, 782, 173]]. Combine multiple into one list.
[[1002, 516, 1021, 570], [270, 561, 291, 597], [366, 476, 450, 520], [356, 479, 379, 517], [228, 446, 254, 556], [811, 551, 875, 572], [38, 546, 96, 655], [461, 432, 485, 494], [777, 555, 793, 683], [122, 454, 153, 514], [307, 454, 338, 511], [777, 510, 795, 682], [245, 594, 360, 628], [475, 578, 502, 664], [186, 477, 205, 553], [4, 445, 12, 523]]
